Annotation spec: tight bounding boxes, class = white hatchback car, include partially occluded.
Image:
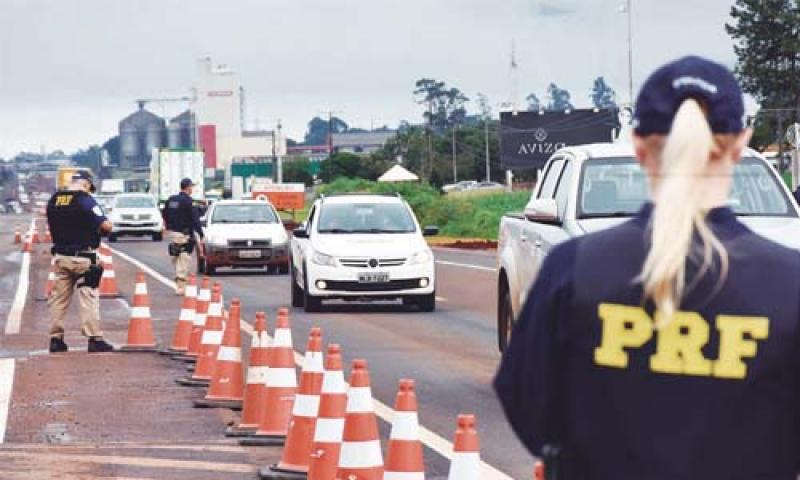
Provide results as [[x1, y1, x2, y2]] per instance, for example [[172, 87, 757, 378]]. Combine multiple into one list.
[[107, 193, 163, 241], [290, 193, 438, 312]]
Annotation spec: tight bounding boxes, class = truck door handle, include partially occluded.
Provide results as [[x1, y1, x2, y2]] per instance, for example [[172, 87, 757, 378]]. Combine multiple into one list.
[[520, 233, 528, 243], [534, 240, 542, 248]]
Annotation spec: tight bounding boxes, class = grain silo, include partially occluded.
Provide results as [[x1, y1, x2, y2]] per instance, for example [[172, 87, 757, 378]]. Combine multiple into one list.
[[118, 102, 166, 169]]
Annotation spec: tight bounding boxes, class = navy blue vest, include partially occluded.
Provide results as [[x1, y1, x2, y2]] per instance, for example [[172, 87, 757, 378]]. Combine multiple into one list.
[[46, 191, 101, 249]]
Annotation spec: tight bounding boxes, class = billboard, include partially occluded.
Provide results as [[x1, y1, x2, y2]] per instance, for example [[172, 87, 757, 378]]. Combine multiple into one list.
[[500, 109, 620, 170], [252, 183, 305, 210]]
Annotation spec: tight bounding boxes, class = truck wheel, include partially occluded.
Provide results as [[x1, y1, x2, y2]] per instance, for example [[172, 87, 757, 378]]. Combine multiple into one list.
[[278, 263, 289, 275], [197, 256, 206, 275], [290, 264, 304, 308], [206, 264, 217, 276], [498, 276, 514, 352], [303, 264, 322, 313], [151, 232, 162, 241]]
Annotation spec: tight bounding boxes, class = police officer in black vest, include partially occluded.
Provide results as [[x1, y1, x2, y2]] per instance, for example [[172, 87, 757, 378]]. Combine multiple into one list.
[[495, 56, 800, 479], [163, 178, 204, 295], [46, 170, 114, 353]]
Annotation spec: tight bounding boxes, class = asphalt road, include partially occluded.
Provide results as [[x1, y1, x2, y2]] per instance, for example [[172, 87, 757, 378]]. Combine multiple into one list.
[[110, 237, 532, 478]]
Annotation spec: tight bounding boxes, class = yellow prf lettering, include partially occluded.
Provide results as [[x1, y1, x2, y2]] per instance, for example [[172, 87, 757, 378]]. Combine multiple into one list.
[[649, 311, 712, 376], [713, 315, 769, 379], [594, 304, 652, 368], [54, 195, 72, 207]]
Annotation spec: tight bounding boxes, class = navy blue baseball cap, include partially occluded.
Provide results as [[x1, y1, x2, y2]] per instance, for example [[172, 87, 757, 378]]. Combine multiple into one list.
[[633, 56, 745, 136], [71, 170, 94, 183], [180, 178, 196, 189]]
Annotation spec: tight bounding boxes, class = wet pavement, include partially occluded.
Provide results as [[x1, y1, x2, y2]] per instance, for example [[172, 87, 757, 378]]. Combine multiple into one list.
[[0, 215, 280, 479]]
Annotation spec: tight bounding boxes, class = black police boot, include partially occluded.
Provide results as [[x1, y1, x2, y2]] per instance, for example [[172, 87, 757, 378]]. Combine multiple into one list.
[[49, 337, 68, 353], [88, 337, 114, 353]]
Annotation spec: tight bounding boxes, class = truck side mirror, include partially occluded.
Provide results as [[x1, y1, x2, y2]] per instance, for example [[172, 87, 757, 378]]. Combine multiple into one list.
[[292, 227, 309, 239], [524, 198, 560, 225], [423, 225, 439, 236]]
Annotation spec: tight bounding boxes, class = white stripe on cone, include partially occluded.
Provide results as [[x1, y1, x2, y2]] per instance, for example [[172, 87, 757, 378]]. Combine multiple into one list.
[[246, 366, 268, 384], [303, 351, 324, 373], [273, 328, 292, 347], [265, 367, 297, 388], [178, 309, 194, 322], [345, 387, 374, 413], [447, 452, 481, 480], [102, 270, 116, 278], [198, 290, 211, 302], [193, 312, 206, 326], [338, 440, 383, 468], [217, 346, 241, 362], [292, 394, 321, 417], [313, 417, 345, 443], [130, 306, 151, 318], [200, 329, 224, 345], [321, 371, 347, 393], [134, 283, 147, 295], [207, 302, 222, 316], [389, 411, 421, 441]]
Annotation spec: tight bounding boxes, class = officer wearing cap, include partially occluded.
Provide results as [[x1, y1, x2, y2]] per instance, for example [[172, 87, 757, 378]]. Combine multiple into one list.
[[495, 56, 800, 479], [163, 178, 204, 295], [46, 170, 114, 353]]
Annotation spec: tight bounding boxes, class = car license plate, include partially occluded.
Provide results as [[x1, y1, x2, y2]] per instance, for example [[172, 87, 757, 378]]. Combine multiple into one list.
[[358, 272, 389, 283], [238, 250, 262, 259]]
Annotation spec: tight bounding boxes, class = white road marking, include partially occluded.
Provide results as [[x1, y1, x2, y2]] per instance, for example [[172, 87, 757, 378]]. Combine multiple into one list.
[[0, 358, 16, 444], [111, 247, 513, 480], [6, 218, 37, 335], [5, 252, 31, 335], [435, 260, 496, 273]]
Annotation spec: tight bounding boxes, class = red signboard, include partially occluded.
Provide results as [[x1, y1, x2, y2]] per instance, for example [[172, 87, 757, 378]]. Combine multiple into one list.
[[252, 184, 305, 210], [198, 124, 217, 169]]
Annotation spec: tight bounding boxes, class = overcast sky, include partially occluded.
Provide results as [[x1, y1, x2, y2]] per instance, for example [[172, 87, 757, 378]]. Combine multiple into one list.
[[0, 0, 740, 158]]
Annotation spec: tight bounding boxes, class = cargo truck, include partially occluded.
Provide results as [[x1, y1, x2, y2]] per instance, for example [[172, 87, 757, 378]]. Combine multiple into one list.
[[56, 167, 94, 191], [149, 149, 205, 203]]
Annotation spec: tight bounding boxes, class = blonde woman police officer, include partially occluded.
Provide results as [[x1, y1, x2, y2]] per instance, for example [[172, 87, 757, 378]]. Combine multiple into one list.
[[495, 56, 800, 479]]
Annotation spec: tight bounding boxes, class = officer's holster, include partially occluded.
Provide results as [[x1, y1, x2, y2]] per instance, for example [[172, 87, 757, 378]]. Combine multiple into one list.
[[76, 252, 103, 289]]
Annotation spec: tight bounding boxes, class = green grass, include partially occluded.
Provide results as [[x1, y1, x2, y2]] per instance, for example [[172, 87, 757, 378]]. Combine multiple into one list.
[[317, 178, 529, 239]]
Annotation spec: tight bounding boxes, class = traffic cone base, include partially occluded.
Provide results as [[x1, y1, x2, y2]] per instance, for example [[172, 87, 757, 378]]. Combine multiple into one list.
[[258, 465, 308, 480], [193, 398, 242, 410], [201, 296, 245, 408], [175, 377, 209, 387]]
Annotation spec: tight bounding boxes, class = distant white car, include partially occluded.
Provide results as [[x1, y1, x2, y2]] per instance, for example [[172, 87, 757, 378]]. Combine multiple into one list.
[[108, 193, 163, 242], [198, 199, 290, 275], [442, 180, 478, 193], [289, 193, 438, 312]]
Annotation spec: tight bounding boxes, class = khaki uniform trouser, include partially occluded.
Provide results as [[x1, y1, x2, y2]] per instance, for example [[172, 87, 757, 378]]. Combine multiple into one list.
[[48, 254, 103, 339], [170, 232, 192, 291]]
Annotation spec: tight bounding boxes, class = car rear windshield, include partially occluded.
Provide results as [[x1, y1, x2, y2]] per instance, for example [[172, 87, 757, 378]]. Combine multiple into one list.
[[211, 204, 279, 224], [317, 202, 416, 233], [114, 196, 155, 208], [577, 156, 795, 219]]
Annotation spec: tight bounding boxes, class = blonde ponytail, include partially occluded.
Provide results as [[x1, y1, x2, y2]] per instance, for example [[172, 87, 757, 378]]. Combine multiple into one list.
[[640, 99, 729, 325]]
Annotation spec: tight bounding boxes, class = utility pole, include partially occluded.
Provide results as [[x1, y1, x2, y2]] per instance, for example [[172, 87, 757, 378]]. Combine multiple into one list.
[[425, 101, 433, 181], [451, 124, 457, 183], [484, 118, 491, 182], [276, 119, 283, 183], [319, 110, 341, 160]]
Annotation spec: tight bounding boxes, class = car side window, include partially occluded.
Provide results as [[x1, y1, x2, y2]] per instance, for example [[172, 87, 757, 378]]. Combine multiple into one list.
[[554, 159, 574, 217], [305, 205, 316, 230], [537, 158, 565, 199]]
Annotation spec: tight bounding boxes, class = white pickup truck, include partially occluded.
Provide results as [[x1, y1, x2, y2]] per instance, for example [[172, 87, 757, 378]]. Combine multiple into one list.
[[496, 143, 800, 351]]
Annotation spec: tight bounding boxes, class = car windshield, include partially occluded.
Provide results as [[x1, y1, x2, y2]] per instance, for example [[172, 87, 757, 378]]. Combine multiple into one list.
[[577, 156, 796, 218], [317, 202, 416, 233], [211, 204, 279, 224], [114, 196, 155, 209]]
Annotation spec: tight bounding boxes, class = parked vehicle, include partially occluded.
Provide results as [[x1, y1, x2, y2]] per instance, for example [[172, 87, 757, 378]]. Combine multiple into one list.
[[442, 180, 478, 193], [289, 193, 439, 313], [107, 193, 164, 242], [496, 143, 800, 351], [100, 179, 125, 194], [197, 199, 290, 275]]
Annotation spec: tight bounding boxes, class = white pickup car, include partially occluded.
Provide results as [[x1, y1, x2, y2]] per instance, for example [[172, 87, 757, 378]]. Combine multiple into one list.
[[496, 143, 800, 351]]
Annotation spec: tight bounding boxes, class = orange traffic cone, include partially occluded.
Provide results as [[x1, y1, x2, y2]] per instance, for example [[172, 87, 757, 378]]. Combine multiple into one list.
[[181, 276, 211, 360], [177, 283, 223, 386], [260, 328, 325, 477], [22, 232, 32, 253], [163, 274, 197, 354], [31, 229, 39, 244], [195, 298, 245, 409], [336, 359, 384, 480], [307, 344, 346, 480], [120, 272, 158, 352], [534, 461, 545, 480], [44, 228, 52, 243], [227, 312, 270, 437], [38, 258, 56, 301], [384, 379, 425, 479], [98, 244, 120, 298], [13, 227, 21, 244], [447, 414, 481, 480], [240, 310, 297, 445]]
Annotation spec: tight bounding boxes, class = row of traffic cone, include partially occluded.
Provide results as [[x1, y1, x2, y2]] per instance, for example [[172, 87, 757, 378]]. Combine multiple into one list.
[[114, 269, 488, 479]]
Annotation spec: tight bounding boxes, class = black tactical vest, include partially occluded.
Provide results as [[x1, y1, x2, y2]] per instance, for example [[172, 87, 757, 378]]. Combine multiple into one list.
[[46, 190, 101, 249]]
